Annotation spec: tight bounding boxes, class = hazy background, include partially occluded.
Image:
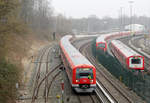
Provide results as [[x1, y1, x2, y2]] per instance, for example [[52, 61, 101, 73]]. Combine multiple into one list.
[[52, 0, 150, 18]]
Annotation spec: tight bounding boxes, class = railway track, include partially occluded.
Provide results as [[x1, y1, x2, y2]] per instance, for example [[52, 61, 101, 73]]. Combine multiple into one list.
[[78, 40, 144, 103], [32, 46, 49, 103], [70, 38, 102, 103], [43, 45, 51, 101], [73, 38, 114, 103], [77, 94, 98, 103], [31, 45, 62, 103], [61, 66, 100, 103]]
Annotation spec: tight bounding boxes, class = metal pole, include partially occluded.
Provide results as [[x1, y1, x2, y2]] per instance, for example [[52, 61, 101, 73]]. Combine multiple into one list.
[[120, 7, 123, 31], [87, 18, 90, 33], [122, 7, 125, 29], [119, 7, 123, 33], [61, 67, 65, 103], [55, 16, 57, 33], [61, 80, 64, 103], [130, 3, 132, 32], [129, 1, 134, 34]]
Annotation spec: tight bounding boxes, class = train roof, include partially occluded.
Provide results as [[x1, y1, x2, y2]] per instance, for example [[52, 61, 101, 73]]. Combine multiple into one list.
[[111, 40, 141, 57], [60, 35, 94, 69], [75, 35, 98, 38], [96, 31, 130, 44], [96, 32, 119, 43], [96, 35, 106, 43]]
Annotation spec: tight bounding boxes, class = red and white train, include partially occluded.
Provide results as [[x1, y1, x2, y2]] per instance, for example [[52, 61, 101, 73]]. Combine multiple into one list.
[[110, 40, 144, 70], [60, 35, 96, 93], [96, 31, 140, 52]]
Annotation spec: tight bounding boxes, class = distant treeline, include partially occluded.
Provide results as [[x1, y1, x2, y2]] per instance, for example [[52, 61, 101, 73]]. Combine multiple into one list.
[[20, 0, 72, 36], [71, 15, 150, 33]]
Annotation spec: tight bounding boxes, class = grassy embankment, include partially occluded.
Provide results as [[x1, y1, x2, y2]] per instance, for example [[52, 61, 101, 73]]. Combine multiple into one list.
[[0, 0, 52, 103]]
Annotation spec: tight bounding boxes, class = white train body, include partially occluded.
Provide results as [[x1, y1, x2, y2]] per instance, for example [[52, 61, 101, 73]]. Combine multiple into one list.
[[110, 40, 144, 70]]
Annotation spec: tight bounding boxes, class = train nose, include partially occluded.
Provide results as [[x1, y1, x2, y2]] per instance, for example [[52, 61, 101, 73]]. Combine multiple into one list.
[[79, 84, 90, 89], [80, 78, 90, 83]]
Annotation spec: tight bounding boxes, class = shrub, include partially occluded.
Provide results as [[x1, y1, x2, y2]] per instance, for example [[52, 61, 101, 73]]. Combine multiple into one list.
[[0, 58, 20, 103]]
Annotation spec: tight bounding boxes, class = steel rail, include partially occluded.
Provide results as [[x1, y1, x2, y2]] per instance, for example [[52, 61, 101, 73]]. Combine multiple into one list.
[[31, 46, 49, 103], [44, 47, 52, 103], [79, 41, 133, 103], [46, 71, 61, 102], [31, 64, 62, 103]]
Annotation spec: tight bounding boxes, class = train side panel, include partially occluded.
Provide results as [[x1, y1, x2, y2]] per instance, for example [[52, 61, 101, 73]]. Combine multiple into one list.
[[60, 50, 73, 84], [96, 31, 137, 52], [111, 40, 144, 71], [60, 35, 96, 93], [110, 42, 128, 68]]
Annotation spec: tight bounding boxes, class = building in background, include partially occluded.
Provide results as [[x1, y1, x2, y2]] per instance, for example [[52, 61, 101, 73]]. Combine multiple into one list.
[[125, 24, 145, 32]]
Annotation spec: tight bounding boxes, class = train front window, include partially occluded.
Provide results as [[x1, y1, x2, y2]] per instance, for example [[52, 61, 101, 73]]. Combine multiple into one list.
[[98, 43, 105, 48], [79, 73, 89, 78], [76, 68, 93, 79], [131, 58, 141, 64]]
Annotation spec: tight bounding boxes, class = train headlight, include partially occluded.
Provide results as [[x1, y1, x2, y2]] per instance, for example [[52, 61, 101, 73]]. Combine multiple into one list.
[[76, 80, 79, 82], [90, 80, 93, 83]]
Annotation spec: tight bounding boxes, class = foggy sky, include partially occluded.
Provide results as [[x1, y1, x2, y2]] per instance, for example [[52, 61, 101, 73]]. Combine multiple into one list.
[[52, 0, 150, 18]]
